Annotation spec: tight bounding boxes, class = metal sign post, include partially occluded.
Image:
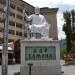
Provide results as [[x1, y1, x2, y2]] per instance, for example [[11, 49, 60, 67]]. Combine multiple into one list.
[[2, 0, 10, 75], [27, 63, 33, 75]]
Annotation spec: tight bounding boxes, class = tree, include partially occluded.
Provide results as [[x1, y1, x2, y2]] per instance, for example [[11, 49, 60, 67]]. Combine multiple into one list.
[[71, 10, 75, 50], [63, 11, 72, 52]]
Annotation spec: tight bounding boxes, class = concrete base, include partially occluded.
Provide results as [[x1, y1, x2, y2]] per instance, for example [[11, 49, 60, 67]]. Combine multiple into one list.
[[20, 39, 61, 75]]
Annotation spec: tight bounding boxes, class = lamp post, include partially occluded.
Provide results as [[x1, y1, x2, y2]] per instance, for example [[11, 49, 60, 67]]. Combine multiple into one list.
[[2, 0, 10, 75]]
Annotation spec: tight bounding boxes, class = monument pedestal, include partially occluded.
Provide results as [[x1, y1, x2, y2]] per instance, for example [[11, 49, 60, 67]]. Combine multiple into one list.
[[20, 39, 61, 75]]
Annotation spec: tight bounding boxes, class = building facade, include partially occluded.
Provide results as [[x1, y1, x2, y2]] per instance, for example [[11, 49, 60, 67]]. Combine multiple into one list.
[[0, 0, 58, 44], [0, 0, 34, 44]]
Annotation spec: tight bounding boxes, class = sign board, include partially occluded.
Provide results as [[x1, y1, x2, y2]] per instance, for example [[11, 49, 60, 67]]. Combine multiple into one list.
[[25, 46, 56, 60]]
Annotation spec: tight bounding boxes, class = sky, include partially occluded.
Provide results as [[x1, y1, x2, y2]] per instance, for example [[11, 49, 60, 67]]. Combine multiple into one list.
[[23, 0, 75, 40]]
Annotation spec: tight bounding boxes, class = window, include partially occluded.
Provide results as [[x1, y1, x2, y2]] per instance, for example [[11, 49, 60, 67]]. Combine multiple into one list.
[[9, 30, 14, 34], [24, 33, 27, 37], [17, 7, 23, 13], [8, 39, 14, 43], [10, 3, 15, 9], [0, 18, 3, 23], [0, 28, 3, 32], [0, 0, 5, 5], [0, 8, 4, 12], [9, 20, 15, 26], [16, 23, 22, 28], [16, 31, 22, 36], [10, 12, 15, 17], [16, 14, 22, 20], [0, 38, 3, 44]]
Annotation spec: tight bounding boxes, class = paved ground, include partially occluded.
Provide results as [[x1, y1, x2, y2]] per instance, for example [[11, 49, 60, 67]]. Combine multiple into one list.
[[0, 64, 20, 75], [60, 61, 75, 75], [62, 65, 75, 75], [0, 60, 75, 75], [61, 60, 75, 75]]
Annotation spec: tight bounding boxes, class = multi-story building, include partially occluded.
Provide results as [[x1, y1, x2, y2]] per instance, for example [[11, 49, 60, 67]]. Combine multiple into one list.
[[0, 0, 58, 44], [0, 0, 35, 44]]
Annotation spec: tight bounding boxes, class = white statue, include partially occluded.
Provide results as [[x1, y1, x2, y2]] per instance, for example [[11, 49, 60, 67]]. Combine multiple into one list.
[[25, 7, 50, 38]]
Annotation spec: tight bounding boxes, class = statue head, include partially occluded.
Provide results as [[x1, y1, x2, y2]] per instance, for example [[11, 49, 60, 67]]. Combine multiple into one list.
[[35, 7, 40, 15]]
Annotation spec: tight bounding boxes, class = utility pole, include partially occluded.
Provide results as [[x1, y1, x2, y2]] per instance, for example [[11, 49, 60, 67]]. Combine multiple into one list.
[[2, 0, 10, 75]]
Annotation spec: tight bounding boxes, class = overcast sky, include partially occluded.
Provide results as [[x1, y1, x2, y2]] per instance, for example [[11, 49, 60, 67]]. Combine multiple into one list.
[[23, 0, 75, 40]]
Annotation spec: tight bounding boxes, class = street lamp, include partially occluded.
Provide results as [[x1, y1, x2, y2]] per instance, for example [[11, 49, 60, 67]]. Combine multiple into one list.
[[2, 0, 10, 75]]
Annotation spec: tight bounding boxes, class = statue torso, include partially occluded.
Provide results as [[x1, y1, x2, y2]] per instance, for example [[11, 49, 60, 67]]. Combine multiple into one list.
[[30, 14, 45, 25]]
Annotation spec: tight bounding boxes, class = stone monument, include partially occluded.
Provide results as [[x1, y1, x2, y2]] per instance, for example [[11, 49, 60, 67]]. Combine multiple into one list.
[[20, 7, 61, 75], [25, 7, 50, 38]]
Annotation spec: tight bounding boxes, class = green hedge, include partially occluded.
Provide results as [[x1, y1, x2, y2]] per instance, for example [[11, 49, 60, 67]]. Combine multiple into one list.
[[60, 47, 67, 59]]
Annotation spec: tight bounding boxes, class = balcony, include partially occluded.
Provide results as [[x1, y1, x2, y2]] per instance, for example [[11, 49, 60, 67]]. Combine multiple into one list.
[[9, 25, 22, 33], [9, 16, 23, 24], [0, 23, 22, 33], [0, 32, 22, 40], [0, 3, 23, 18], [8, 34, 22, 40]]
